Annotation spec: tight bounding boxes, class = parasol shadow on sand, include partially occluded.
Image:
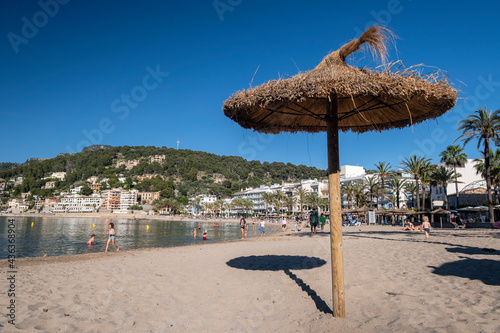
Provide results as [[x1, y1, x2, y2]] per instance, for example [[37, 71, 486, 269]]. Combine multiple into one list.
[[226, 255, 331, 314], [223, 25, 457, 317]]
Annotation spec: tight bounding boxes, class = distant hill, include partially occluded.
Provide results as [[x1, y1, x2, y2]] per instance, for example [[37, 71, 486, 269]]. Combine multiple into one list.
[[0, 145, 326, 199], [0, 162, 21, 172]]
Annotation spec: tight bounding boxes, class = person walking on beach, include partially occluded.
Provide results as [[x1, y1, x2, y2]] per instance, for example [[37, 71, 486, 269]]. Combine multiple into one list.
[[240, 215, 246, 239], [309, 208, 319, 235], [422, 216, 431, 240], [105, 223, 119, 252], [259, 219, 265, 235], [281, 217, 287, 231], [319, 213, 326, 231]]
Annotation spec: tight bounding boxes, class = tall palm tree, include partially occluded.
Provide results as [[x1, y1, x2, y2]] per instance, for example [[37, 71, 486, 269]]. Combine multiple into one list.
[[343, 183, 355, 209], [404, 182, 418, 209], [242, 198, 254, 216], [473, 149, 500, 204], [261, 192, 274, 217], [432, 166, 458, 210], [440, 145, 467, 207], [457, 106, 500, 222], [352, 181, 366, 208], [374, 162, 393, 209], [273, 190, 285, 216], [388, 176, 406, 208], [419, 163, 436, 210], [365, 176, 380, 208], [306, 193, 320, 209], [293, 188, 308, 217], [401, 155, 431, 212]]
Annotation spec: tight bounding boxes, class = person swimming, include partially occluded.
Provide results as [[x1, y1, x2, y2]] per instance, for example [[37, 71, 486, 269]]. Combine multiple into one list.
[[87, 234, 95, 245]]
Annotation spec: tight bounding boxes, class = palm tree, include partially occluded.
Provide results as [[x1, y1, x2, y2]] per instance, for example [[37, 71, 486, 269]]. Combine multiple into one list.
[[306, 193, 320, 210], [457, 106, 500, 222], [374, 162, 393, 209], [319, 197, 329, 213], [365, 176, 380, 208], [473, 149, 500, 204], [352, 181, 365, 208], [242, 198, 254, 216], [293, 188, 308, 217], [273, 190, 285, 216], [404, 182, 418, 209], [401, 155, 431, 211], [388, 176, 406, 208], [432, 166, 458, 210], [419, 163, 436, 210], [343, 183, 355, 209], [261, 192, 274, 217], [440, 145, 467, 208]]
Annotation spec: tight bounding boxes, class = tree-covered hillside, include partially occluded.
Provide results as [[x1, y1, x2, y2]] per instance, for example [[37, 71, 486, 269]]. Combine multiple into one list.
[[0, 146, 326, 199]]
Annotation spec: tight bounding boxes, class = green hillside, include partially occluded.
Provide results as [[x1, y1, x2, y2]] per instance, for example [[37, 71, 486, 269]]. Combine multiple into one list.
[[0, 146, 326, 200]]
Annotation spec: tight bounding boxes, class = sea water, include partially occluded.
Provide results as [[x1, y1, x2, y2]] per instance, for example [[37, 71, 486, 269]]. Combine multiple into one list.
[[0, 216, 274, 259]]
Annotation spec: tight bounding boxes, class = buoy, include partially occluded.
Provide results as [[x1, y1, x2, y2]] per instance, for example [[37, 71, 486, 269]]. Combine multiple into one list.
[[31, 222, 34, 227], [92, 224, 96, 229], [147, 225, 150, 230]]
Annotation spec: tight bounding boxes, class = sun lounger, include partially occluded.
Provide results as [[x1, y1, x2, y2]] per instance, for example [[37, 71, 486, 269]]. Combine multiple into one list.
[[451, 221, 465, 229]]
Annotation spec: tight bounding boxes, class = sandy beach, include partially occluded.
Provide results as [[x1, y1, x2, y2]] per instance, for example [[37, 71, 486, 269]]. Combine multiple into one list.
[[1, 225, 499, 332]]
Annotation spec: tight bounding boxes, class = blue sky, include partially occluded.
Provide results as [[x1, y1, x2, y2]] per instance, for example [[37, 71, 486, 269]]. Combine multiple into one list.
[[1, 0, 500, 172]]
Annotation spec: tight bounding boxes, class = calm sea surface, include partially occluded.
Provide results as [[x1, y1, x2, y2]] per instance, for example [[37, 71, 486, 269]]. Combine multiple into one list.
[[0, 216, 275, 259]]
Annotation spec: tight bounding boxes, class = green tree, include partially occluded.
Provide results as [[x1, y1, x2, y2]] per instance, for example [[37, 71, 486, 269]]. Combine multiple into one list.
[[80, 185, 93, 196], [388, 176, 406, 208], [457, 106, 500, 222], [374, 161, 393, 209], [432, 166, 458, 210], [401, 155, 431, 212], [439, 145, 467, 207]]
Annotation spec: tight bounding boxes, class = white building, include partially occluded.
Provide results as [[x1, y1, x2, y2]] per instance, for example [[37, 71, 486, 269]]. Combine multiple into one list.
[[432, 158, 484, 207], [52, 195, 102, 213], [70, 186, 83, 195], [119, 190, 138, 211]]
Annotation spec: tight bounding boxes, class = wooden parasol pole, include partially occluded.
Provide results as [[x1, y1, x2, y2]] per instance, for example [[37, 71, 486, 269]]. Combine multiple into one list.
[[326, 92, 345, 317]]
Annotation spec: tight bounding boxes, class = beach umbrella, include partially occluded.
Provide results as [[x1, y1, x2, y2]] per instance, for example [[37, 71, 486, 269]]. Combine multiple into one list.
[[223, 26, 457, 317], [431, 208, 451, 228]]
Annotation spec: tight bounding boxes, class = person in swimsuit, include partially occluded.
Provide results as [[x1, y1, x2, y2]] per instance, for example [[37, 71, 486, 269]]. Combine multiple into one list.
[[105, 223, 119, 252], [240, 215, 246, 239], [422, 216, 431, 240], [87, 234, 95, 245], [193, 228, 197, 239], [203, 229, 207, 241]]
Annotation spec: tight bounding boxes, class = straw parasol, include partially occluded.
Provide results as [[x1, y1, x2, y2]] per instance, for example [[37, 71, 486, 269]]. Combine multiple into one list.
[[431, 208, 451, 228], [223, 26, 457, 317]]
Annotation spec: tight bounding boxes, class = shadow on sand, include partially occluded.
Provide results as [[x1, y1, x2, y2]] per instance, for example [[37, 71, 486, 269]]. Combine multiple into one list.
[[429, 257, 500, 286], [226, 255, 332, 314]]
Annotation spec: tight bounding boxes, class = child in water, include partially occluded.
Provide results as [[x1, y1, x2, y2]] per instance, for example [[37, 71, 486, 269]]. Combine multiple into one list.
[[87, 234, 95, 245], [203, 229, 207, 241]]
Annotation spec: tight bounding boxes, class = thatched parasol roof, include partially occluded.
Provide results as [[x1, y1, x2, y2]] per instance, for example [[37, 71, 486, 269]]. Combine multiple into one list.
[[431, 208, 451, 214], [223, 26, 457, 134]]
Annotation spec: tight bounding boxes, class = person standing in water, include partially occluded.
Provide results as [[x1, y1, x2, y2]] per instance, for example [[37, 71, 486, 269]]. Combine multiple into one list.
[[105, 223, 119, 252], [193, 228, 197, 239], [239, 215, 246, 239], [203, 229, 207, 241]]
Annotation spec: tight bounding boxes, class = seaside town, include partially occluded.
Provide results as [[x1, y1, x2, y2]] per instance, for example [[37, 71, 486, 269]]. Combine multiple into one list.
[[2, 1, 500, 332], [1, 153, 495, 226]]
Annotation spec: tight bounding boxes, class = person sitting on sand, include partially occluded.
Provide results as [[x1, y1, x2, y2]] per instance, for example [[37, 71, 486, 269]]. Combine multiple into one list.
[[87, 234, 95, 245], [105, 223, 119, 252], [402, 221, 414, 231]]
